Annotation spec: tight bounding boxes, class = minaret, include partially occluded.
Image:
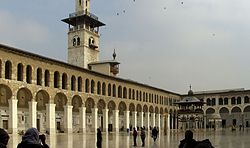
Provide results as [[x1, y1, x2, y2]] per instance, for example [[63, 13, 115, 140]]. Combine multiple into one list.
[[62, 0, 105, 68]]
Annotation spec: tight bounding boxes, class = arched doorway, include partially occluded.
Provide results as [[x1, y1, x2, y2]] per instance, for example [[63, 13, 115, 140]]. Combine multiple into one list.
[[118, 101, 127, 131], [71, 95, 83, 132], [0, 84, 12, 130], [107, 101, 116, 132], [97, 99, 106, 131], [17, 88, 32, 131], [231, 106, 242, 127], [36, 90, 49, 132], [54, 93, 67, 132], [244, 106, 250, 127], [219, 107, 229, 128]]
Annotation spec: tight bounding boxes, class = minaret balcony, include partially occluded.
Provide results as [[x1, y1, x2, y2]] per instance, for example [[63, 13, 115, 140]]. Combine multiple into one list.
[[69, 10, 98, 21]]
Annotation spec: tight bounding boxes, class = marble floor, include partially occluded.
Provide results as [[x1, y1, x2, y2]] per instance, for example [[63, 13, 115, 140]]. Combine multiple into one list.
[[7, 129, 250, 148]]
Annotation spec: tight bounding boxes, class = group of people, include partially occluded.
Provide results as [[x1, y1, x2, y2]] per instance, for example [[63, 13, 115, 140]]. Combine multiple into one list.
[[0, 128, 49, 148], [132, 126, 159, 147]]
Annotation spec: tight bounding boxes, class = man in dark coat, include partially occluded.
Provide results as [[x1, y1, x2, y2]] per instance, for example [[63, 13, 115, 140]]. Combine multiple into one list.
[[17, 128, 43, 148], [133, 127, 138, 146], [140, 127, 146, 147], [0, 128, 9, 148], [152, 127, 158, 142], [96, 128, 102, 148], [179, 130, 197, 148]]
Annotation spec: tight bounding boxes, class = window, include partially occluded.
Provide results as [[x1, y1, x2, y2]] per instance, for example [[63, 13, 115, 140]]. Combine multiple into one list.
[[79, 0, 81, 5], [97, 81, 101, 95], [45, 70, 50, 87], [85, 79, 89, 93], [212, 98, 216, 106], [5, 61, 12, 79], [91, 80, 95, 93], [77, 77, 82, 92], [26, 65, 32, 84], [36, 68, 42, 85], [112, 84, 116, 97], [224, 98, 228, 105], [231, 97, 236, 105], [219, 98, 223, 105], [118, 86, 122, 98], [102, 82, 106, 96], [17, 63, 23, 81], [108, 84, 111, 96], [237, 97, 241, 104], [77, 37, 80, 46], [62, 73, 68, 90], [71, 76, 76, 91], [207, 98, 211, 106], [54, 71, 60, 88], [123, 87, 127, 99], [244, 96, 249, 104]]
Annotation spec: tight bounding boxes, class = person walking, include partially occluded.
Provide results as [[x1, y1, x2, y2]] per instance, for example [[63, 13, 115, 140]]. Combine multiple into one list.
[[0, 128, 9, 148], [17, 128, 43, 148], [152, 127, 158, 142], [140, 127, 146, 147], [96, 128, 102, 148], [133, 127, 138, 146], [39, 134, 49, 148]]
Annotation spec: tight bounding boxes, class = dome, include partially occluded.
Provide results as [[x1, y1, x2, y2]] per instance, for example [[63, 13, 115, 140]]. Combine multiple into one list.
[[188, 89, 194, 96]]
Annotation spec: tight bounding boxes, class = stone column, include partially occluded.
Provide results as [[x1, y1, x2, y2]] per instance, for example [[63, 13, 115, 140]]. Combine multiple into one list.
[[204, 115, 207, 131], [139, 112, 144, 128], [145, 112, 150, 130], [156, 114, 161, 130], [80, 106, 86, 133], [102, 108, 109, 132], [8, 99, 18, 134], [125, 110, 130, 131], [64, 105, 73, 133], [92, 108, 98, 132], [152, 113, 156, 127], [113, 110, 119, 133], [46, 103, 56, 135], [167, 114, 170, 130], [132, 111, 137, 128], [28, 101, 37, 128]]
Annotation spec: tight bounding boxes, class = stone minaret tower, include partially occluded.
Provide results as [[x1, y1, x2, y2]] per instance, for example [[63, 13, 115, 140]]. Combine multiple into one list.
[[62, 0, 105, 68]]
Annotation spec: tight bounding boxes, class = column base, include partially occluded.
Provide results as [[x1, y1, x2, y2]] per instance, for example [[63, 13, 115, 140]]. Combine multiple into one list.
[[8, 128, 18, 134], [64, 128, 73, 134], [79, 128, 86, 134], [113, 128, 119, 133], [46, 128, 56, 135]]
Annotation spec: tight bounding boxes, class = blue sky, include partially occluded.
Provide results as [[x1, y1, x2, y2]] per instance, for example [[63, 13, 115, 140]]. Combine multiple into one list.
[[1, 0, 250, 94]]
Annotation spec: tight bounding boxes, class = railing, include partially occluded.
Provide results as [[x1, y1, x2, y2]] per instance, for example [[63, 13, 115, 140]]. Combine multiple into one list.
[[69, 10, 98, 21]]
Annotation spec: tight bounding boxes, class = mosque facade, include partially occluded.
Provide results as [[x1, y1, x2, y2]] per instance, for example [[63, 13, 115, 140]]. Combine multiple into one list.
[[0, 0, 249, 134]]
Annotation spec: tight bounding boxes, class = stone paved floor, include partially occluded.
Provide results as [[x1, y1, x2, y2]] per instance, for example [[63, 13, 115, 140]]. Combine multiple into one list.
[[7, 129, 250, 148]]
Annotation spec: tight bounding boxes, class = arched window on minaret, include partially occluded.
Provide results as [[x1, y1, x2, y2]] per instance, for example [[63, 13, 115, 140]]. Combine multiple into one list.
[[77, 37, 80, 46], [79, 0, 81, 5]]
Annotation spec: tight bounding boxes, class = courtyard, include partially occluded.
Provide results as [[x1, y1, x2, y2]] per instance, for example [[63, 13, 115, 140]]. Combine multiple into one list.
[[6, 129, 250, 148]]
